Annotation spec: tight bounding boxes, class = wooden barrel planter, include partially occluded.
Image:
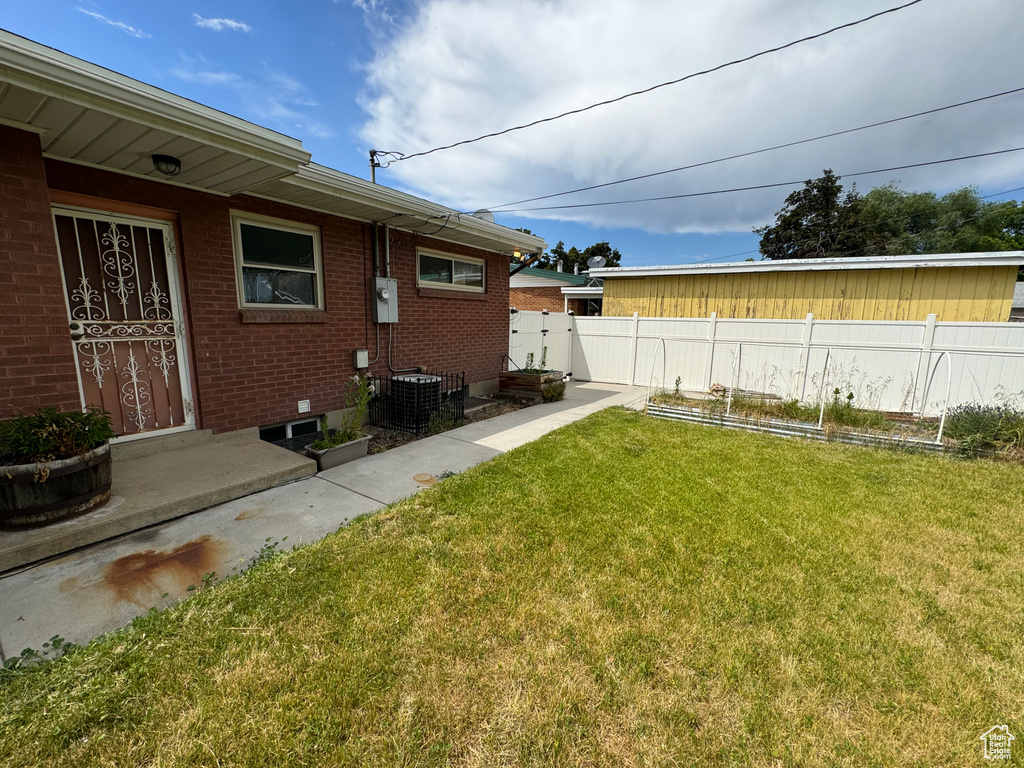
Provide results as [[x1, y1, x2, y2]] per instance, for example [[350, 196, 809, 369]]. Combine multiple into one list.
[[499, 370, 564, 400], [0, 443, 112, 529]]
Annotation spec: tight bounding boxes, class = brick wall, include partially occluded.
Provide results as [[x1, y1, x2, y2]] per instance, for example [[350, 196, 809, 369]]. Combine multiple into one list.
[[0, 127, 81, 418], [510, 285, 591, 315], [510, 285, 565, 312], [22, 157, 511, 434]]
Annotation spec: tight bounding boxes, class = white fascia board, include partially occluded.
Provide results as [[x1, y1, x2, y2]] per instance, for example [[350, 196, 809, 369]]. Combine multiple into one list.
[[287, 164, 547, 253], [561, 286, 604, 297], [0, 30, 310, 169], [590, 252, 1024, 278]]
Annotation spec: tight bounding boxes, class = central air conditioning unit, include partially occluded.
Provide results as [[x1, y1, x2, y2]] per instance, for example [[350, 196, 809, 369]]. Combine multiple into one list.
[[391, 374, 442, 431]]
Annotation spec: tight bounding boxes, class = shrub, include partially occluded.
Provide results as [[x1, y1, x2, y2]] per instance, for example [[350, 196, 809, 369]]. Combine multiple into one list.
[[944, 403, 1024, 451], [0, 406, 114, 465], [542, 381, 566, 402]]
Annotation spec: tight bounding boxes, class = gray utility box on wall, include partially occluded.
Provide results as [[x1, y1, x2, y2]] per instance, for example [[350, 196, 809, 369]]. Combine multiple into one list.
[[370, 277, 398, 323]]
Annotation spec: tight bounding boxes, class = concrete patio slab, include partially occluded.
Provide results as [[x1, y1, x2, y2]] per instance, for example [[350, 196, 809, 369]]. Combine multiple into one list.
[[0, 431, 316, 572]]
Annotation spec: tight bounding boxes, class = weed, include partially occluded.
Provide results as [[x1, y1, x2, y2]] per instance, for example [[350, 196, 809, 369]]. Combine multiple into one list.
[[428, 410, 468, 435], [945, 403, 1024, 452], [2, 635, 78, 672]]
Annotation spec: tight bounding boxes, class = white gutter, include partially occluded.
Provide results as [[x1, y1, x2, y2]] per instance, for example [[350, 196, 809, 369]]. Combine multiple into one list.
[[591, 252, 1024, 278]]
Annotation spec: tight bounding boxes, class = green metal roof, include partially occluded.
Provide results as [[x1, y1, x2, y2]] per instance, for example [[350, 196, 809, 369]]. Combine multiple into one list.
[[509, 265, 597, 285]]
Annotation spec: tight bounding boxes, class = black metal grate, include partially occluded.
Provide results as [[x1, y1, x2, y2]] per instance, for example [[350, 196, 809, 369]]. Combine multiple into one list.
[[369, 371, 466, 435]]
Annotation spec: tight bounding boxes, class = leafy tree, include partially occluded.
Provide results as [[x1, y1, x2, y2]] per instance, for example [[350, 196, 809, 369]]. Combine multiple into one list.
[[536, 240, 621, 272], [756, 171, 1024, 266], [754, 170, 869, 260]]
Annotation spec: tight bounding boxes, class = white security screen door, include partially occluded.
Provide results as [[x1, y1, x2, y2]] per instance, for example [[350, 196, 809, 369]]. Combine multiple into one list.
[[53, 207, 194, 438]]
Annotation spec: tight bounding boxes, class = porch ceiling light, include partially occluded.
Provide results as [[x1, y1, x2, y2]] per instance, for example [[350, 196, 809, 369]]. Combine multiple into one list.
[[152, 154, 182, 177]]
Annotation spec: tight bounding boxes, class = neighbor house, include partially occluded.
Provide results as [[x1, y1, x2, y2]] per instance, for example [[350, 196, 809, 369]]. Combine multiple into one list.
[[509, 264, 603, 315], [0, 30, 545, 444], [1012, 282, 1024, 322], [592, 253, 1023, 321]]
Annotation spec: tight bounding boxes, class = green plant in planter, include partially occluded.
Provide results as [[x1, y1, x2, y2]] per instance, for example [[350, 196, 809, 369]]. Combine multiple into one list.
[[522, 346, 549, 375], [309, 375, 373, 451], [0, 406, 114, 465]]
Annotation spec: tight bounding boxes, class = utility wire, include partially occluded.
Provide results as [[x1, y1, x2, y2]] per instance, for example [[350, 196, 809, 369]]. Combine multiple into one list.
[[500, 146, 1024, 213], [488, 86, 1024, 210], [394, 0, 927, 163]]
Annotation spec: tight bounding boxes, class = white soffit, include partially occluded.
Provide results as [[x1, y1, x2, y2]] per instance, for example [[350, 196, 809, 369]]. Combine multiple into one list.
[[0, 30, 310, 196], [591, 252, 1024, 278]]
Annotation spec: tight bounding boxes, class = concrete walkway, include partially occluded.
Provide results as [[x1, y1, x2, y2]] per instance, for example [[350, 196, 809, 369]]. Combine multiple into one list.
[[0, 382, 645, 662]]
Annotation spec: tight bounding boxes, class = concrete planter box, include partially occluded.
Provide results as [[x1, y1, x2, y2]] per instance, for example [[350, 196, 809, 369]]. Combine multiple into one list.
[[499, 370, 564, 399], [305, 434, 370, 471], [0, 443, 112, 529]]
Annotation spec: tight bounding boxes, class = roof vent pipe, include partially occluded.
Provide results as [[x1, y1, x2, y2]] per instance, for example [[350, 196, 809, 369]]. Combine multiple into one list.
[[556, 260, 563, 272], [574, 263, 579, 275]]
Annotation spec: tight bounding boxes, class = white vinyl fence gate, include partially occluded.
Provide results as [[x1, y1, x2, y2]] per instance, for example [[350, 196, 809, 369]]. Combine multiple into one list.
[[509, 310, 1024, 416]]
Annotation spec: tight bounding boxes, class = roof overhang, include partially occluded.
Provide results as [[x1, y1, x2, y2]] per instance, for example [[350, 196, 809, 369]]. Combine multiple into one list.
[[592, 252, 1024, 278], [249, 163, 546, 254], [0, 29, 545, 256], [0, 30, 311, 196], [561, 286, 604, 299]]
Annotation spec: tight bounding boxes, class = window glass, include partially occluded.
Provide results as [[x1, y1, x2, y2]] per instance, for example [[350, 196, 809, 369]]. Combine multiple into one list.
[[418, 251, 485, 292], [239, 223, 315, 269], [419, 254, 453, 285], [241, 267, 316, 306], [453, 260, 484, 287]]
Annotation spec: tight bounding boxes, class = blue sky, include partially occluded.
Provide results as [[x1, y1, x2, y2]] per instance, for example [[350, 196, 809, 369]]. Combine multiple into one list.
[[3, 0, 1024, 266]]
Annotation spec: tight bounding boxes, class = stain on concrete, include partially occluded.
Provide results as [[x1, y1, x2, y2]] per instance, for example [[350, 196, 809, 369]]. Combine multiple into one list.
[[58, 576, 80, 594], [234, 507, 265, 521], [413, 473, 436, 486], [101, 535, 227, 606]]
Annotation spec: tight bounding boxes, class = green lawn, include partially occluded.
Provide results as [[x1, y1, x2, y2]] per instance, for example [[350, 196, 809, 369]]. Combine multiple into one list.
[[2, 408, 1023, 767]]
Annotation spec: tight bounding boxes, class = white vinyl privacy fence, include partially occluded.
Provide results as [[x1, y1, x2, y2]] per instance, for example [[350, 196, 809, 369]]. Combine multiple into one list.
[[510, 310, 1024, 415]]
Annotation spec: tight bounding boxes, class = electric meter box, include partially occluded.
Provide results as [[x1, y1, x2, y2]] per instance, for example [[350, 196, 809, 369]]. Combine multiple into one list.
[[370, 277, 398, 323]]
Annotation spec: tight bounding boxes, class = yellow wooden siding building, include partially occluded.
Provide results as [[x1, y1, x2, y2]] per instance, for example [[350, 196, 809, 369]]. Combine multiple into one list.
[[598, 255, 1022, 322]]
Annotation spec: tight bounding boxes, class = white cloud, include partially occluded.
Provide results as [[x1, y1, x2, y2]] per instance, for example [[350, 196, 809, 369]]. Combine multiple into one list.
[[170, 54, 335, 139], [359, 0, 1024, 236], [192, 14, 253, 33], [76, 8, 150, 38]]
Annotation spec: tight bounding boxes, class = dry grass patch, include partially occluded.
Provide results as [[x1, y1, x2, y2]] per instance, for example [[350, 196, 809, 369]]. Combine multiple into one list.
[[2, 408, 1023, 766]]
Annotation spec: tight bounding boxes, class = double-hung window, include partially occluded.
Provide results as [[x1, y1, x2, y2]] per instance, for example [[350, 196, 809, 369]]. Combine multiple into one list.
[[232, 213, 323, 309], [417, 249, 485, 293]]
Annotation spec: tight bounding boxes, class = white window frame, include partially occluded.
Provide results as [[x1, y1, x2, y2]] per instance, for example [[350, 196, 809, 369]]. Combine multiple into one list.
[[231, 211, 324, 310], [416, 248, 486, 293]]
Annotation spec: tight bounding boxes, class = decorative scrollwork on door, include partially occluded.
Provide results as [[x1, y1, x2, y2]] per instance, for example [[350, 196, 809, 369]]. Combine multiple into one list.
[[100, 224, 136, 317]]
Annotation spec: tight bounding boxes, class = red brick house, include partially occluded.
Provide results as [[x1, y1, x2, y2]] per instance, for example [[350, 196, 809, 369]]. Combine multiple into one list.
[[0, 31, 545, 444]]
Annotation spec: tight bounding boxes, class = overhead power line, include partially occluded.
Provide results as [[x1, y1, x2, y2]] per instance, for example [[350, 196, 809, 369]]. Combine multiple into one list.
[[393, 0, 927, 163], [488, 86, 1024, 210], [499, 146, 1024, 213]]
